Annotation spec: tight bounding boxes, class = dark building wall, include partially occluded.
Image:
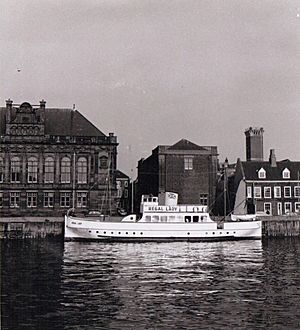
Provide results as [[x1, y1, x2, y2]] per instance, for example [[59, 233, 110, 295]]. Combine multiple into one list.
[[137, 140, 218, 208]]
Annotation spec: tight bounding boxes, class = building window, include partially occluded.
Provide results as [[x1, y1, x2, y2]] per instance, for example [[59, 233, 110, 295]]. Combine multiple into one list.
[[11, 157, 21, 183], [258, 168, 266, 179], [184, 157, 193, 170], [200, 194, 208, 205], [284, 186, 291, 198], [294, 186, 300, 198], [247, 186, 252, 198], [10, 192, 20, 208], [254, 186, 262, 199], [274, 186, 281, 198], [124, 189, 128, 198], [284, 202, 292, 214], [124, 181, 128, 187], [277, 202, 282, 215], [44, 157, 54, 183], [61, 157, 71, 183], [76, 192, 87, 208], [77, 157, 87, 183], [264, 187, 271, 199], [0, 192, 3, 208], [295, 202, 300, 213], [264, 202, 272, 215], [99, 156, 108, 169], [27, 192, 37, 208], [0, 157, 4, 183], [44, 192, 54, 208], [60, 192, 71, 207], [282, 168, 290, 179], [27, 157, 38, 183]]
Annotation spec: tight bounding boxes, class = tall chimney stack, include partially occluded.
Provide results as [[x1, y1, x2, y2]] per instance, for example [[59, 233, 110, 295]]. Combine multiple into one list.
[[244, 127, 264, 161]]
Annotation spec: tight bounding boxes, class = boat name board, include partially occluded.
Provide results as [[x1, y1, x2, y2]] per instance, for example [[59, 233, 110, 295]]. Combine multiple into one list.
[[144, 205, 207, 213]]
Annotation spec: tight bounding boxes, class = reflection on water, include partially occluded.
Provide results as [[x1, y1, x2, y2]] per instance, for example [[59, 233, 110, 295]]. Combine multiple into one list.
[[1, 239, 300, 329]]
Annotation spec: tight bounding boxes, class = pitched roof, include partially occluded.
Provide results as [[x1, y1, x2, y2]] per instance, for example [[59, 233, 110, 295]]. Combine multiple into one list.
[[0, 107, 106, 137], [168, 139, 208, 151], [116, 170, 130, 179], [45, 109, 105, 136], [241, 160, 300, 180]]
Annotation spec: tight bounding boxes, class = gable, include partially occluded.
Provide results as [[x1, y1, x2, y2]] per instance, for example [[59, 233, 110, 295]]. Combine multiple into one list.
[[168, 139, 207, 151]]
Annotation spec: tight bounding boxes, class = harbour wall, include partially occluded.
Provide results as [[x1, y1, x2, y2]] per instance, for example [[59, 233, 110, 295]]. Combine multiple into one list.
[[1, 216, 300, 239]]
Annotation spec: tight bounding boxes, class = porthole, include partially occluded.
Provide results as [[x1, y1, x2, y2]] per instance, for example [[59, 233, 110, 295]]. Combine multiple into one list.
[[118, 232, 121, 234], [89, 230, 91, 233], [212, 232, 215, 235], [96, 231, 99, 233], [233, 231, 236, 234], [140, 232, 143, 235], [227, 232, 229, 234], [205, 232, 208, 235], [126, 232, 128, 234], [103, 231, 106, 234], [111, 232, 114, 234], [133, 232, 135, 235], [220, 232, 222, 234], [187, 232, 190, 235]]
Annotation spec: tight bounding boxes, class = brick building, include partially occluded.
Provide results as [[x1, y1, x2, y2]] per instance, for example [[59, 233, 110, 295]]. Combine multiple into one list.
[[0, 99, 118, 217], [136, 139, 218, 209], [233, 128, 300, 216]]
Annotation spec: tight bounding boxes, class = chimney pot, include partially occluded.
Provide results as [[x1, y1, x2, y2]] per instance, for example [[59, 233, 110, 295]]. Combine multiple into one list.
[[6, 99, 13, 109]]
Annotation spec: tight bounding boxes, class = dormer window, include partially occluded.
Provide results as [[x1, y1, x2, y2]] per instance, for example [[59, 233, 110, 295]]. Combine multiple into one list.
[[282, 168, 290, 179], [258, 168, 266, 179]]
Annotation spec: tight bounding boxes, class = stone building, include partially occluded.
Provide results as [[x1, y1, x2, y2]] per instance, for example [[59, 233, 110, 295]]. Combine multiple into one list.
[[136, 139, 218, 209], [0, 99, 118, 217], [233, 128, 300, 216], [115, 170, 130, 214]]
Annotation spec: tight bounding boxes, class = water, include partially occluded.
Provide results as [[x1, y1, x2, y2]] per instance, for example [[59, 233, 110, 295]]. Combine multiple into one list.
[[1, 239, 300, 330]]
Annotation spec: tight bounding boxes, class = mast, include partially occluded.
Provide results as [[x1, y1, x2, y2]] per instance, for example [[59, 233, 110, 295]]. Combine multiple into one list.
[[224, 158, 228, 219]]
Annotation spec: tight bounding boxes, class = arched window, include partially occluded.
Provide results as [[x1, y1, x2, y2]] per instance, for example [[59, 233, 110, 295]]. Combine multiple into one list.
[[77, 157, 87, 183], [45, 157, 54, 183], [61, 157, 71, 183], [27, 157, 38, 183], [0, 157, 4, 183], [11, 156, 21, 183]]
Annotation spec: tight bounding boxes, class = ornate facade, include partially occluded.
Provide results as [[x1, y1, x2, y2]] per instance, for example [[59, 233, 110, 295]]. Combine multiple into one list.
[[0, 99, 118, 217]]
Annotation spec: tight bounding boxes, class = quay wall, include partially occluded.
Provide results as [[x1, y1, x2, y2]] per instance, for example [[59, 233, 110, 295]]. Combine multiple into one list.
[[0, 217, 64, 239], [1, 216, 300, 239]]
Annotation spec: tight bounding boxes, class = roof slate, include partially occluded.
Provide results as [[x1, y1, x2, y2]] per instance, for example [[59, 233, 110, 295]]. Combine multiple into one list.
[[241, 160, 300, 180]]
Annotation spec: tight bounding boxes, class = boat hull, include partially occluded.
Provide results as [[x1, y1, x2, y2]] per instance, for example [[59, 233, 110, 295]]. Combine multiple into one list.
[[65, 216, 262, 241]]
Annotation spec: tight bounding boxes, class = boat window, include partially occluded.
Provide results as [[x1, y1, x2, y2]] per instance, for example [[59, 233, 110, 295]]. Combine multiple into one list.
[[184, 216, 191, 223], [200, 216, 207, 222], [149, 197, 152, 202], [152, 215, 159, 222], [143, 198, 147, 202], [145, 216, 151, 222], [168, 215, 175, 222], [160, 215, 167, 222], [193, 216, 199, 223]]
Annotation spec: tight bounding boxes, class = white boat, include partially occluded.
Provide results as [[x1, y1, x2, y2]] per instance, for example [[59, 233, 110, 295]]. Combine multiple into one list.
[[64, 192, 262, 241]]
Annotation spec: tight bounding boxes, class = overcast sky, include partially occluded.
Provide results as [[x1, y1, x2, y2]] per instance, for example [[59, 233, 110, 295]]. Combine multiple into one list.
[[1, 0, 299, 176]]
